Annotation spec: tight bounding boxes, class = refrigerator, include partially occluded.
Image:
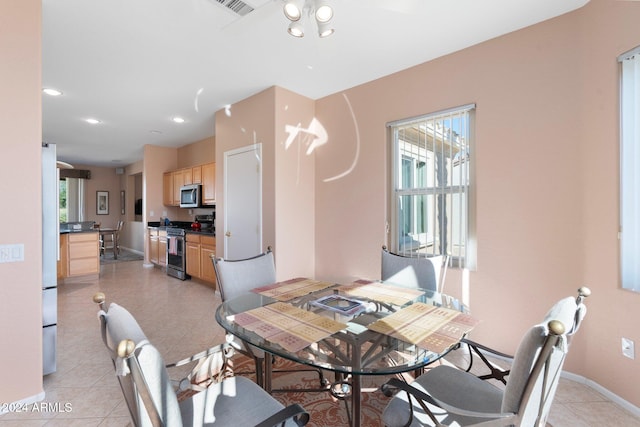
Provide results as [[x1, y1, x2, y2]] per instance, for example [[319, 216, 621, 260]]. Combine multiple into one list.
[[42, 143, 58, 375]]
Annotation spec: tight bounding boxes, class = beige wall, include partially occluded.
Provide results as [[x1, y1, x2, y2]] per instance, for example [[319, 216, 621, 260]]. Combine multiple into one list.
[[73, 164, 124, 229], [0, 0, 43, 404], [177, 135, 215, 168], [214, 87, 316, 280], [215, 87, 277, 259], [273, 87, 316, 279], [312, 0, 640, 407]]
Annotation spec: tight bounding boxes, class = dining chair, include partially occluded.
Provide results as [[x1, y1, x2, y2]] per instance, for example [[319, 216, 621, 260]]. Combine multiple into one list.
[[351, 246, 450, 350], [93, 292, 309, 427], [381, 245, 449, 293], [212, 247, 328, 392], [460, 286, 590, 384], [380, 288, 590, 427], [101, 220, 124, 256]]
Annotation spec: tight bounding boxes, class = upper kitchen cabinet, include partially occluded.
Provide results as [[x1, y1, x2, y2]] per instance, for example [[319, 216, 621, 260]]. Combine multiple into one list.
[[163, 163, 215, 207], [172, 169, 186, 205], [163, 172, 174, 206], [192, 165, 202, 184], [202, 162, 215, 205]]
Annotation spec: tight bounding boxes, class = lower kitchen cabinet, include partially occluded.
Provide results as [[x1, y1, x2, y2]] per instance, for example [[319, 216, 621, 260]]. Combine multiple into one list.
[[200, 241, 216, 283], [186, 233, 216, 287], [148, 227, 167, 266], [58, 231, 99, 279], [58, 233, 68, 279]]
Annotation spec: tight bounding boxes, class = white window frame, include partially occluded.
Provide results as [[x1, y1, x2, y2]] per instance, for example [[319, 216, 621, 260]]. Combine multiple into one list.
[[619, 46, 640, 292], [388, 104, 476, 269]]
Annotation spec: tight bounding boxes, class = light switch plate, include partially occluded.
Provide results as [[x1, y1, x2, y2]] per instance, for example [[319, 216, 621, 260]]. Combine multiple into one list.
[[0, 244, 24, 263], [622, 337, 635, 360]]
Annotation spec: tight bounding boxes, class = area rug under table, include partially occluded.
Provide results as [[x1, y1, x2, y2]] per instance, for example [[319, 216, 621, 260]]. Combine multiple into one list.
[[100, 250, 144, 264], [229, 353, 395, 427]]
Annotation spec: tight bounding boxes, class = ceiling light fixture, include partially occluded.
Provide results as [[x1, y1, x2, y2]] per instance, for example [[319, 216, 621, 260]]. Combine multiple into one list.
[[172, 117, 185, 123], [283, 0, 334, 38], [85, 118, 101, 124]]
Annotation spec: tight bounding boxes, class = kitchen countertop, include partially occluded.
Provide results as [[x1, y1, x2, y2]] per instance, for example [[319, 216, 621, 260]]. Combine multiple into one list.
[[60, 229, 98, 234], [186, 229, 215, 236], [148, 223, 215, 236]]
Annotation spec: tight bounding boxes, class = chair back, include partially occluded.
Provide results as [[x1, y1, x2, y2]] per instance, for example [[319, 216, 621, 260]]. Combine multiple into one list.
[[213, 248, 276, 302], [502, 293, 586, 426], [95, 295, 150, 427], [118, 340, 183, 427], [543, 287, 589, 338], [381, 246, 447, 292]]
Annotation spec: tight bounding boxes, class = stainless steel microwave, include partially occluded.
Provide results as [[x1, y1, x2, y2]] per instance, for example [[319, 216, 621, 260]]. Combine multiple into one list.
[[179, 184, 201, 208]]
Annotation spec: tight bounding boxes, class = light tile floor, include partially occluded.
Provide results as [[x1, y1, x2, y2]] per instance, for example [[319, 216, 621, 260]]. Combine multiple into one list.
[[1, 259, 638, 426]]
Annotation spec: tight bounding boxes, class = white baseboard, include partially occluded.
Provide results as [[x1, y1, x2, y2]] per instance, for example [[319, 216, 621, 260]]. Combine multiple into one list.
[[560, 371, 640, 418], [0, 391, 45, 415]]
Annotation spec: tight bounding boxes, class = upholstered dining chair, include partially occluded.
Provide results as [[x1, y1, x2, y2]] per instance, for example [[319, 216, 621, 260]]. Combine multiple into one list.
[[380, 288, 590, 427], [212, 247, 328, 392], [381, 246, 449, 293], [212, 247, 275, 388], [93, 292, 309, 427], [460, 286, 590, 384]]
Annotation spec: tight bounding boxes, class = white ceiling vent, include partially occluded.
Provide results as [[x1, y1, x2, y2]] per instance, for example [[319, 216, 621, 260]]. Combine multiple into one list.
[[214, 0, 255, 16]]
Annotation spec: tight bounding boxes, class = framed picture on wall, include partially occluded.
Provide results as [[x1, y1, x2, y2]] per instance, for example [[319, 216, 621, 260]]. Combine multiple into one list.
[[97, 191, 109, 215]]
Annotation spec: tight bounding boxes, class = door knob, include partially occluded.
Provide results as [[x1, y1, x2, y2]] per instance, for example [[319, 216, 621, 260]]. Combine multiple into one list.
[[225, 231, 231, 237]]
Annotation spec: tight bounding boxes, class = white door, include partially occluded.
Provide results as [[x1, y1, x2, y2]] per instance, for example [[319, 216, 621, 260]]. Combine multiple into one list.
[[224, 144, 262, 260]]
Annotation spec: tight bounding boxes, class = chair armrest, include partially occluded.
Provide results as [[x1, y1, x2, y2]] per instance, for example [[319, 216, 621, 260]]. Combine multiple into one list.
[[385, 378, 514, 424], [166, 342, 241, 391], [254, 403, 310, 427], [165, 341, 239, 369], [458, 338, 513, 384], [460, 338, 513, 359]]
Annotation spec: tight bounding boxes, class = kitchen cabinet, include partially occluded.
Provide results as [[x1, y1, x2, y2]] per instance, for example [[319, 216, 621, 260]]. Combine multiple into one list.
[[66, 231, 99, 277], [202, 162, 216, 205], [192, 165, 202, 184], [172, 169, 185, 206], [163, 172, 173, 206], [158, 231, 167, 266], [163, 162, 215, 207], [186, 235, 200, 277], [183, 167, 193, 186], [57, 233, 68, 280], [149, 227, 167, 266], [200, 236, 216, 283], [185, 233, 216, 287]]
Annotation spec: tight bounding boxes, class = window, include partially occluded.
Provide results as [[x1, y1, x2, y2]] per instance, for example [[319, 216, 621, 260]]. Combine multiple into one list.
[[388, 104, 475, 269], [619, 46, 640, 292], [60, 177, 86, 222]]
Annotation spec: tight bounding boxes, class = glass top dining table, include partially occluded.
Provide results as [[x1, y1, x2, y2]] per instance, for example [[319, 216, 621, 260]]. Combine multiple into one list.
[[215, 278, 475, 427]]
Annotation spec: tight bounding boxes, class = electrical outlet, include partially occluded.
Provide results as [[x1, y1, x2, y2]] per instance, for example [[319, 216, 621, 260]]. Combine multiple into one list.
[[622, 337, 635, 360]]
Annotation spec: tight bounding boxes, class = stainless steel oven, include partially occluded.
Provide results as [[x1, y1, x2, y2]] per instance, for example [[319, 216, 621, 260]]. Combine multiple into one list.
[[166, 227, 188, 280]]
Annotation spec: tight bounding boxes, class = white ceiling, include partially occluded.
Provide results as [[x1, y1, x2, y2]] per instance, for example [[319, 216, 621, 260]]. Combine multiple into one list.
[[42, 0, 589, 167]]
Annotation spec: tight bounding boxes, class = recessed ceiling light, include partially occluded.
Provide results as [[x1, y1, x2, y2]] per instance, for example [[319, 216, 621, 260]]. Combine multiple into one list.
[[149, 130, 163, 134], [43, 88, 63, 96], [85, 118, 101, 124], [172, 117, 185, 124]]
